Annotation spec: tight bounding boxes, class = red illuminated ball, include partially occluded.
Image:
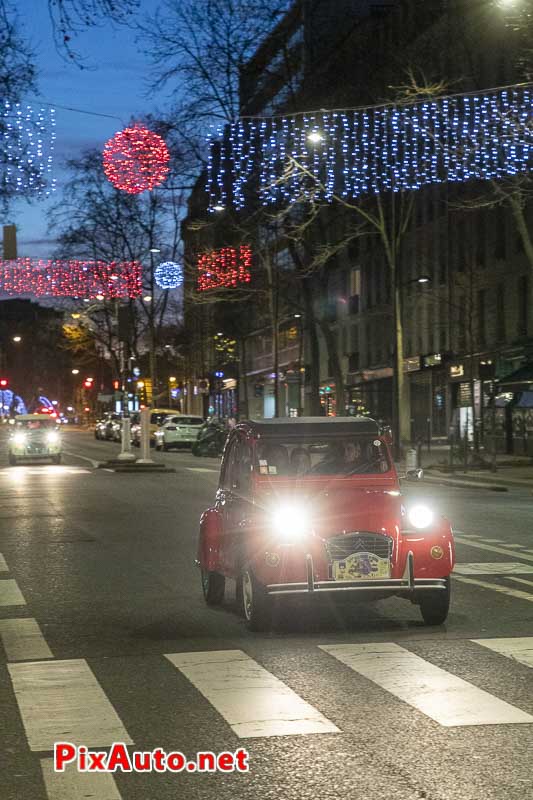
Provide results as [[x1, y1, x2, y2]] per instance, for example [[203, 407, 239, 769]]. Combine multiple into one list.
[[103, 124, 170, 194]]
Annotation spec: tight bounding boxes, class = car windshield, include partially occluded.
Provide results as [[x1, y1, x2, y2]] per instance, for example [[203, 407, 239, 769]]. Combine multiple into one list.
[[16, 419, 57, 430], [172, 417, 203, 426], [255, 436, 390, 477]]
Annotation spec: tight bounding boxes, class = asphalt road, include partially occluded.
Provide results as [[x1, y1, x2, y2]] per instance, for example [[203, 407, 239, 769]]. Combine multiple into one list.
[[1, 427, 533, 800]]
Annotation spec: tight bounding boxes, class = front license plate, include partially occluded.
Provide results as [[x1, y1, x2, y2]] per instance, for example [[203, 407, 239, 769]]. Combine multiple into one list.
[[332, 552, 390, 581]]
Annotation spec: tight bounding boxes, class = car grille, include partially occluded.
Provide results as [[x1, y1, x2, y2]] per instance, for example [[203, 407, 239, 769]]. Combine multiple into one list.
[[325, 532, 393, 562]]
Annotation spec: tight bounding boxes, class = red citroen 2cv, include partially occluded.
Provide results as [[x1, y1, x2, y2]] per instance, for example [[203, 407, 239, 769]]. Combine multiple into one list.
[[197, 417, 455, 630]]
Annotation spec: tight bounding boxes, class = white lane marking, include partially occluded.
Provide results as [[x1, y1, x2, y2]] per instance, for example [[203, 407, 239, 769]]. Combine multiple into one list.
[[186, 467, 218, 473], [476, 539, 507, 544], [455, 536, 533, 564], [0, 619, 53, 661], [41, 757, 122, 800], [454, 575, 533, 602], [0, 553, 8, 572], [496, 543, 527, 549], [523, 550, 533, 555], [63, 451, 99, 468], [319, 643, 533, 727], [0, 579, 26, 606], [8, 659, 133, 751], [165, 650, 339, 738], [472, 638, 533, 670], [453, 562, 533, 575]]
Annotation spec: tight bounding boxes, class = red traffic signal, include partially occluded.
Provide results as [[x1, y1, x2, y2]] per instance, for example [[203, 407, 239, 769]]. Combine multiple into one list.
[[84, 380, 93, 389], [113, 380, 120, 390], [0, 378, 8, 388]]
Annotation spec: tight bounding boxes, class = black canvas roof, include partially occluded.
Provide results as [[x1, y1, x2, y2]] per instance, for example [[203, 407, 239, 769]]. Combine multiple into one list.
[[237, 416, 381, 438]]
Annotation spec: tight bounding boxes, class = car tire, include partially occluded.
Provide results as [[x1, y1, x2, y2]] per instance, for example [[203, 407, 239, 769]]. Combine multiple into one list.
[[419, 576, 451, 625], [162, 443, 169, 452], [52, 454, 61, 465], [201, 569, 225, 605], [8, 453, 16, 466], [241, 568, 272, 632]]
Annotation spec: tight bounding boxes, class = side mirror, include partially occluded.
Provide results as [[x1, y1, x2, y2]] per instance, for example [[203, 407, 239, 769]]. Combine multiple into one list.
[[405, 468, 424, 481], [380, 425, 393, 445]]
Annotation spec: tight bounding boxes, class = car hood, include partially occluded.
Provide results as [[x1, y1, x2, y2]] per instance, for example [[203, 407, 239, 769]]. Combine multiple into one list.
[[253, 480, 401, 538]]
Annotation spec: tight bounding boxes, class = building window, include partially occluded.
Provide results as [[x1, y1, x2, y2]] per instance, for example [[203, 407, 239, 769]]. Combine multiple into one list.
[[476, 214, 485, 267], [518, 275, 528, 336], [496, 283, 506, 342], [348, 352, 360, 371], [349, 267, 361, 314], [495, 213, 506, 260], [477, 289, 486, 347]]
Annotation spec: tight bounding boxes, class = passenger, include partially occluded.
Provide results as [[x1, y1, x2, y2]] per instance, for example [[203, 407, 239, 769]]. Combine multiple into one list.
[[290, 447, 311, 476]]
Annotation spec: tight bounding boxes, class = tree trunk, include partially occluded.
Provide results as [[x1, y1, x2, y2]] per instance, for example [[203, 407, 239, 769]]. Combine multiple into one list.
[[317, 317, 346, 416], [302, 279, 321, 415]]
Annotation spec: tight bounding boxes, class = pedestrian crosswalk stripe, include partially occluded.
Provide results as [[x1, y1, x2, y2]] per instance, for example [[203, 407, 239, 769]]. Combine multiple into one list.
[[165, 650, 340, 738], [454, 575, 533, 603], [472, 638, 533, 670], [453, 563, 533, 575], [0, 579, 26, 606], [507, 576, 533, 589], [0, 553, 8, 572], [186, 467, 218, 473], [319, 643, 533, 727], [40, 757, 122, 800], [8, 659, 133, 751], [454, 536, 533, 564], [0, 618, 53, 661]]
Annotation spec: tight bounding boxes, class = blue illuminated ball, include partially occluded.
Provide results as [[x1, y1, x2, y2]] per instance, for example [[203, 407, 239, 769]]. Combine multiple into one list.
[[154, 262, 183, 289]]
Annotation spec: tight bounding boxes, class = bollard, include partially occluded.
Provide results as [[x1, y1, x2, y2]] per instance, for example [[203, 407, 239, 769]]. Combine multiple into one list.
[[117, 417, 136, 462], [406, 448, 417, 471], [137, 407, 155, 464]]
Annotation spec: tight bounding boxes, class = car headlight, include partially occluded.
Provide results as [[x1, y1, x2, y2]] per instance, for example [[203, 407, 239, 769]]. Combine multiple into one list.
[[407, 505, 434, 529], [46, 432, 60, 444], [271, 504, 310, 541], [13, 433, 26, 445]]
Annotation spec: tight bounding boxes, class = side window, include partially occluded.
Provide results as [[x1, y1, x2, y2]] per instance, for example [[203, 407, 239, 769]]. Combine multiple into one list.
[[222, 435, 251, 494]]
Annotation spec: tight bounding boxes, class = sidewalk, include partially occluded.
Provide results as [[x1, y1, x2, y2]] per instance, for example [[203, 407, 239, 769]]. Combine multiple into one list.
[[401, 445, 533, 492]]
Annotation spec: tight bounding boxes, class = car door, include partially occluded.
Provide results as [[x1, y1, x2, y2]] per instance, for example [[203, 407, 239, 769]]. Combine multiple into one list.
[[218, 434, 252, 575]]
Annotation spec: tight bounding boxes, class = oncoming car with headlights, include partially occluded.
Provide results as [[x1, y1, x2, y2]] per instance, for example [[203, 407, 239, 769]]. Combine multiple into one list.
[[197, 417, 455, 630], [8, 414, 62, 465]]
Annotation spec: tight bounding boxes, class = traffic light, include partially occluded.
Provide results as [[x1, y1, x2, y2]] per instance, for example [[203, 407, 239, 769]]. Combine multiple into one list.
[[83, 377, 94, 389], [0, 378, 8, 388], [113, 380, 120, 390]]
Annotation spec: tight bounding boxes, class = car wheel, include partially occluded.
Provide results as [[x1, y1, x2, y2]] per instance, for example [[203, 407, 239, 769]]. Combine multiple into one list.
[[8, 453, 16, 466], [241, 568, 272, 631], [52, 454, 61, 465], [201, 569, 225, 605], [419, 576, 451, 625]]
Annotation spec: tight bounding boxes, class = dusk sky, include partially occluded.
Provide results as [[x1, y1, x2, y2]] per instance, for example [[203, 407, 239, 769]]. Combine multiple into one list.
[[11, 0, 161, 259]]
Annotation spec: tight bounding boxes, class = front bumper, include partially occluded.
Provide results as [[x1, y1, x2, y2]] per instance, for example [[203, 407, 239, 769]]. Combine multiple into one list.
[[266, 551, 447, 596]]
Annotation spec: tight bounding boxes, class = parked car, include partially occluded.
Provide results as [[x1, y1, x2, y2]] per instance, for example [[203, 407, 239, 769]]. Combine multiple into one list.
[[155, 415, 204, 451], [191, 418, 228, 457], [8, 414, 62, 465], [131, 408, 176, 447], [197, 417, 455, 631]]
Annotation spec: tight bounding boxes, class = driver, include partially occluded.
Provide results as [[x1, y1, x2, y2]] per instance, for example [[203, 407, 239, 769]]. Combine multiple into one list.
[[342, 441, 364, 471]]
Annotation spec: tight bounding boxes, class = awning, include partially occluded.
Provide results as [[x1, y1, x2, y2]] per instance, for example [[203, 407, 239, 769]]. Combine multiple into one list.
[[498, 363, 533, 391]]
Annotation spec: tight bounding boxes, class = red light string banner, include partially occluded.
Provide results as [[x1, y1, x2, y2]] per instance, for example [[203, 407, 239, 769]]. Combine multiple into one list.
[[197, 245, 252, 291], [0, 259, 142, 298]]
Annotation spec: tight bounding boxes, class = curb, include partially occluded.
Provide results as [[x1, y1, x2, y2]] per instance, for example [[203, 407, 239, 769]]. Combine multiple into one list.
[[97, 460, 176, 473], [421, 474, 509, 491]]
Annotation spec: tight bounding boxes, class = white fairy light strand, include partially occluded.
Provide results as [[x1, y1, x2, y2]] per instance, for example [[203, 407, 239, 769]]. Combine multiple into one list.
[[206, 86, 533, 210], [1, 101, 56, 196]]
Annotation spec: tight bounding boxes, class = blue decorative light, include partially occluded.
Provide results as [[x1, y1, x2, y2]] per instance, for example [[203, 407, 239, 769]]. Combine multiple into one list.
[[206, 86, 533, 209], [154, 261, 183, 289]]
